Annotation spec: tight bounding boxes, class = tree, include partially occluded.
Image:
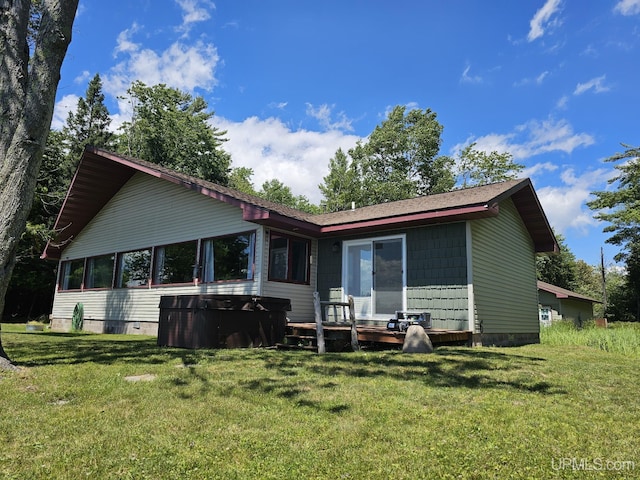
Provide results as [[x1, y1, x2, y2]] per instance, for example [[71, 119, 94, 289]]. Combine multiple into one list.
[[319, 148, 363, 212], [588, 143, 640, 320], [228, 167, 258, 196], [536, 232, 578, 290], [0, 0, 80, 365], [456, 142, 524, 187], [5, 131, 68, 321], [259, 179, 320, 214], [118, 81, 231, 184], [63, 73, 114, 167], [319, 105, 454, 209]]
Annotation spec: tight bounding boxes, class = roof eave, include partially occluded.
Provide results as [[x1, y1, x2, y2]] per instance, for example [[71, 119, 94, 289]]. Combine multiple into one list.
[[318, 204, 498, 235]]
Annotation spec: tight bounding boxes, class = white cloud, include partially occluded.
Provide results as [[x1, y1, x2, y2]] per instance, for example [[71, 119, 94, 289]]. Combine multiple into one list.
[[614, 0, 640, 15], [452, 117, 594, 161], [175, 0, 214, 35], [536, 167, 613, 235], [460, 64, 482, 84], [514, 70, 549, 87], [521, 161, 558, 178], [305, 103, 354, 132], [105, 21, 220, 97], [573, 75, 610, 95], [211, 116, 361, 203], [555, 95, 569, 110], [74, 70, 91, 85], [528, 0, 562, 42], [113, 22, 141, 57], [51, 94, 80, 130]]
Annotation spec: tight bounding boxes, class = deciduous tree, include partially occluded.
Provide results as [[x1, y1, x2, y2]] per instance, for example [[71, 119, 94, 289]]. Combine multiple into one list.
[[0, 0, 79, 365], [319, 106, 454, 210], [456, 142, 524, 187]]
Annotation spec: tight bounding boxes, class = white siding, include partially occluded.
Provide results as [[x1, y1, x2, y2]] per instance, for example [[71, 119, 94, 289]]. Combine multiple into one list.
[[51, 173, 263, 324], [470, 198, 539, 334], [61, 173, 253, 259], [260, 230, 317, 322]]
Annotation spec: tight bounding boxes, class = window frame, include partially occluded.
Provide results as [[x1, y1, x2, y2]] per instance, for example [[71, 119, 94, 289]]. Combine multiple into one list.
[[84, 254, 115, 290], [59, 258, 86, 291], [199, 231, 256, 283], [152, 240, 198, 286], [115, 248, 152, 288], [268, 232, 310, 284]]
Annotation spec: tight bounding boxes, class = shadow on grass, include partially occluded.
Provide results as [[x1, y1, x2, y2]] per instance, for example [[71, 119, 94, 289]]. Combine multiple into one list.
[[3, 330, 213, 368], [2, 330, 566, 405], [261, 347, 565, 395]]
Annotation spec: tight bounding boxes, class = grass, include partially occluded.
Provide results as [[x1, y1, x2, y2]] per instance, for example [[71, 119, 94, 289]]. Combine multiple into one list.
[[1, 323, 639, 479], [541, 320, 640, 356]]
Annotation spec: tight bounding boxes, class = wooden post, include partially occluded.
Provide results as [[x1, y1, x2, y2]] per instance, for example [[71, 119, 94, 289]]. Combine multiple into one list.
[[348, 295, 359, 351], [313, 292, 326, 354]]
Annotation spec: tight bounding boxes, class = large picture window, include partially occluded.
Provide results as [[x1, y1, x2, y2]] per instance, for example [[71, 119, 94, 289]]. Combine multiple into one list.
[[60, 259, 85, 290], [116, 249, 151, 288], [153, 241, 197, 285], [85, 254, 114, 289], [201, 232, 255, 282], [268, 233, 309, 284]]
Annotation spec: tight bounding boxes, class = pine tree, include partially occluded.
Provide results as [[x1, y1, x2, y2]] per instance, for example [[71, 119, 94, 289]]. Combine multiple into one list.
[[63, 73, 113, 169]]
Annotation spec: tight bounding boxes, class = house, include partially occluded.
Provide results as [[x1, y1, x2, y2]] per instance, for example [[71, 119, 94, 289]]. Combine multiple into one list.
[[43, 147, 558, 346], [537, 281, 601, 327]]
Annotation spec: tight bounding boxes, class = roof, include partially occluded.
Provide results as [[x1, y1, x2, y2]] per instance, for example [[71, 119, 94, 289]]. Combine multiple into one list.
[[537, 281, 601, 304], [43, 147, 559, 259]]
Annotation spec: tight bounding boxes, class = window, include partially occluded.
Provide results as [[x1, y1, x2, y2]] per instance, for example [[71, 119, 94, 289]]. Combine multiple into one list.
[[153, 241, 197, 285], [201, 232, 255, 282], [60, 259, 85, 290], [85, 254, 115, 289], [116, 249, 151, 288], [268, 233, 310, 283]]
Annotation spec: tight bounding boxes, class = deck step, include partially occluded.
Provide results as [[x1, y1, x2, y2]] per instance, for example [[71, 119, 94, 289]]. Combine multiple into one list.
[[285, 334, 316, 341], [275, 342, 317, 352]]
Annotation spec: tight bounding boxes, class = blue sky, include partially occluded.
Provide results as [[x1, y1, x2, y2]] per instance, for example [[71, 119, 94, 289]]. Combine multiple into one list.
[[53, 0, 640, 267]]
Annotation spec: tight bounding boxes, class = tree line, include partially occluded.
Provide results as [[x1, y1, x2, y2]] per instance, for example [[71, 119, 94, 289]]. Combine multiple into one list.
[[5, 73, 639, 324]]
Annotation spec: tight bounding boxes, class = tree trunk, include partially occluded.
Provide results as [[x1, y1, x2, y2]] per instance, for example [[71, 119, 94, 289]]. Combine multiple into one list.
[[0, 0, 79, 366]]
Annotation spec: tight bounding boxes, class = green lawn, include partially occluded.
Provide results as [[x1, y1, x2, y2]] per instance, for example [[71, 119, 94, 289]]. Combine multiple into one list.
[[1, 323, 638, 479]]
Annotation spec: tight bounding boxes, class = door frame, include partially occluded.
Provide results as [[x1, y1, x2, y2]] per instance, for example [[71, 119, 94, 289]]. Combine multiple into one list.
[[341, 234, 407, 320]]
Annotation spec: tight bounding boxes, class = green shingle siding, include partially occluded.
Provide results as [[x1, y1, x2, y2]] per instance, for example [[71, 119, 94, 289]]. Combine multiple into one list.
[[316, 224, 470, 330]]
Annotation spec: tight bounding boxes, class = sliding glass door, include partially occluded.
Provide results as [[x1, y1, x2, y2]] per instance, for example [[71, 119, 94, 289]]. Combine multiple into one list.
[[344, 236, 405, 319]]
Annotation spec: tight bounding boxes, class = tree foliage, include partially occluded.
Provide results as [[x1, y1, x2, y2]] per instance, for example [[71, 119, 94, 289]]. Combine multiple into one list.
[[536, 232, 578, 290], [118, 81, 231, 184], [63, 73, 114, 163], [259, 179, 319, 214], [588, 143, 640, 320], [456, 142, 524, 187], [319, 106, 453, 211], [0, 0, 79, 363]]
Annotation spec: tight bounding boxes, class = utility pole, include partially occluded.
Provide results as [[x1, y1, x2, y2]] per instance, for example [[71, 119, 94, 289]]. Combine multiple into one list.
[[600, 247, 607, 317]]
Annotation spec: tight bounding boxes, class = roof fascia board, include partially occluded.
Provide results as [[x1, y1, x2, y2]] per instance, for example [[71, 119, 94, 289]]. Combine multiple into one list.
[[318, 204, 497, 234]]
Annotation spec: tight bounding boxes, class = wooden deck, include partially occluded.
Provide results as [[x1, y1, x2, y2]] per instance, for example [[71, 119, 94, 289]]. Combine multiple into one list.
[[281, 322, 472, 351]]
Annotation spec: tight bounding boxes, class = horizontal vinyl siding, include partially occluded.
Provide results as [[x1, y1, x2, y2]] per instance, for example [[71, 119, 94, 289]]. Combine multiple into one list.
[[260, 231, 317, 322], [51, 282, 259, 324], [61, 173, 253, 259], [51, 173, 264, 324], [471, 198, 539, 334]]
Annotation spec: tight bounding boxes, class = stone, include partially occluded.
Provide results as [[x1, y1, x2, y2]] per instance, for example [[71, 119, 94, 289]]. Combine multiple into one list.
[[402, 325, 434, 353], [124, 374, 156, 382]]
